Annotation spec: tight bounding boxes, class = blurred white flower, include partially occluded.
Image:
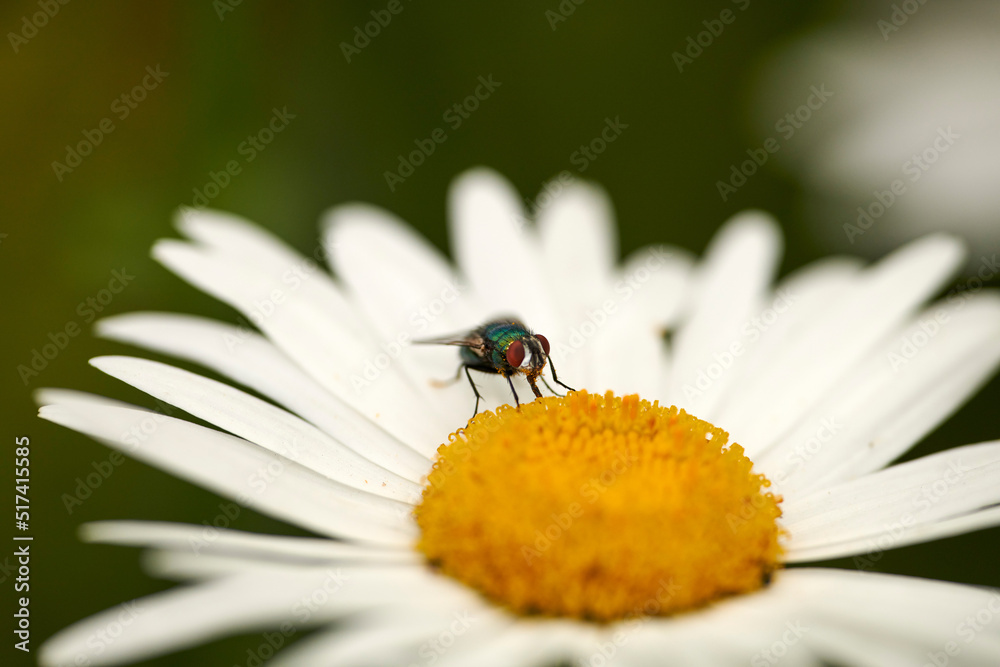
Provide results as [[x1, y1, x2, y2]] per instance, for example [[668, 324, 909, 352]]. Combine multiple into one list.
[[752, 1, 1000, 259]]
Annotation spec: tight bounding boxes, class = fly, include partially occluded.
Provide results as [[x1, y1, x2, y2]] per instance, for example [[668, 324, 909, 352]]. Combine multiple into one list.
[[417, 318, 575, 419]]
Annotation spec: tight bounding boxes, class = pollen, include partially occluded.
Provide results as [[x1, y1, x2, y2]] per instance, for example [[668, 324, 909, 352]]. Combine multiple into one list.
[[415, 390, 783, 621]]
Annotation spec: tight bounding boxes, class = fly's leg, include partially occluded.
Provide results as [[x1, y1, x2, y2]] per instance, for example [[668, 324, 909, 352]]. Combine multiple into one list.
[[431, 363, 465, 388], [464, 365, 485, 419], [506, 374, 524, 408], [525, 374, 543, 400], [541, 374, 565, 397], [546, 356, 576, 393]]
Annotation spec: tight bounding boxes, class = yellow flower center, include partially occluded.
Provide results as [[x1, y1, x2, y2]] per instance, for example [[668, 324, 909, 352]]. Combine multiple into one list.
[[415, 390, 783, 621]]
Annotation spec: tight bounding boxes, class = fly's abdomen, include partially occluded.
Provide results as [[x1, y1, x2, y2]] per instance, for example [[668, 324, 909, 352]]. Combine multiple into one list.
[[459, 346, 482, 366]]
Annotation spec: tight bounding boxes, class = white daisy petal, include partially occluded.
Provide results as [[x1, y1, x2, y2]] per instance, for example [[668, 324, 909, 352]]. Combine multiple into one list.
[[579, 246, 693, 398], [96, 312, 431, 481], [536, 181, 617, 325], [142, 550, 304, 580], [760, 292, 1000, 494], [785, 506, 1000, 563], [323, 202, 482, 334], [667, 211, 783, 418], [448, 168, 561, 336], [726, 234, 966, 456], [89, 355, 421, 504], [139, 547, 415, 582], [39, 566, 470, 667], [805, 624, 926, 667], [176, 209, 334, 288], [712, 256, 863, 438], [432, 619, 602, 667], [322, 203, 485, 426], [152, 240, 447, 449], [585, 309, 667, 398], [780, 569, 1000, 666], [620, 631, 820, 667], [322, 204, 472, 324], [81, 521, 417, 562], [41, 574, 292, 667], [36, 391, 416, 545], [783, 441, 1000, 553], [617, 584, 818, 667], [265, 611, 464, 667], [175, 209, 459, 433], [615, 245, 694, 330], [175, 207, 375, 352]]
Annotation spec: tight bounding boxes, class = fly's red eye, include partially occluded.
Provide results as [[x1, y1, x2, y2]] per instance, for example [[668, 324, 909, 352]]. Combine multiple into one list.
[[506, 340, 525, 367], [535, 334, 550, 356]]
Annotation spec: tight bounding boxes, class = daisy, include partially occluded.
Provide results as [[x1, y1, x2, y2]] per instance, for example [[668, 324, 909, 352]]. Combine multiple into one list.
[[752, 1, 1000, 257], [39, 168, 1000, 666]]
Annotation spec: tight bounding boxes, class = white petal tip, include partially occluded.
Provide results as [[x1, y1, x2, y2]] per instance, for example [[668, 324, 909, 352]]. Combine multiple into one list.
[[150, 238, 192, 264], [174, 206, 246, 239], [448, 167, 519, 207], [723, 209, 783, 239]]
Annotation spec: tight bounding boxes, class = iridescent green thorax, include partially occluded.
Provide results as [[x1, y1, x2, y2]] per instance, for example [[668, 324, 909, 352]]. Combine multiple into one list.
[[471, 321, 530, 369]]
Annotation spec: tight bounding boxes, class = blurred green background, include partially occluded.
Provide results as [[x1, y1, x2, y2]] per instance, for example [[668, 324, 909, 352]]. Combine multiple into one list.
[[2, 1, 998, 665]]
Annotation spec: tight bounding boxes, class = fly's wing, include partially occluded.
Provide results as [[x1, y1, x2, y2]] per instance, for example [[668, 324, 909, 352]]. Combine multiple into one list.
[[415, 330, 489, 366], [413, 330, 485, 349]]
